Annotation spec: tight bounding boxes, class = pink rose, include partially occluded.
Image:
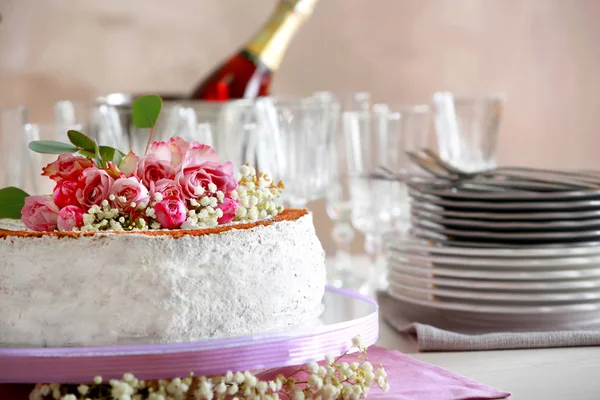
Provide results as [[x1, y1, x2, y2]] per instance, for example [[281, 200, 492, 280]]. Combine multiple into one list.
[[109, 176, 150, 212], [182, 144, 220, 168], [154, 198, 187, 229], [203, 161, 237, 193], [176, 161, 237, 199], [21, 196, 60, 231], [57, 205, 84, 231], [147, 137, 219, 171], [42, 154, 94, 182], [167, 137, 192, 170], [76, 167, 114, 209], [170, 137, 218, 169], [135, 154, 174, 188], [218, 197, 238, 224], [151, 179, 184, 201], [52, 179, 79, 208], [119, 151, 140, 177]]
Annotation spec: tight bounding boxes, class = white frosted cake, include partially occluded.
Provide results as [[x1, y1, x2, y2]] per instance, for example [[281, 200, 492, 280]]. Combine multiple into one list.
[[0, 209, 326, 347], [0, 102, 329, 349]]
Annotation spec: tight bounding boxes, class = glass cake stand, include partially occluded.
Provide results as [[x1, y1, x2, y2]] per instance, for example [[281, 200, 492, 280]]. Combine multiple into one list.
[[0, 286, 378, 383]]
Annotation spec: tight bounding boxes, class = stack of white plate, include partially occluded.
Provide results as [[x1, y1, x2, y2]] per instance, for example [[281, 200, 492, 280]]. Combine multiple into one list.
[[386, 179, 600, 329]]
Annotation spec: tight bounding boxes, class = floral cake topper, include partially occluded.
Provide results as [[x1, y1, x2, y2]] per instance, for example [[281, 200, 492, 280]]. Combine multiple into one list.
[[0, 95, 284, 232]]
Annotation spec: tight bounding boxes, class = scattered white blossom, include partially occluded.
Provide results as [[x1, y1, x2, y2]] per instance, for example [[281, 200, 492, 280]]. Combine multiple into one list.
[[194, 186, 204, 196], [29, 336, 387, 400], [234, 164, 284, 223]]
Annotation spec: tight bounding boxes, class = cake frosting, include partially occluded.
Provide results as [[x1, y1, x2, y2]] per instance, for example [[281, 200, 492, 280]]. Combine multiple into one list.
[[0, 209, 326, 347]]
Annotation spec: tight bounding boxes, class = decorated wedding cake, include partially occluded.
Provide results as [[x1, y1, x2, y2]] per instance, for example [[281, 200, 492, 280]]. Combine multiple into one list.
[[0, 96, 326, 347]]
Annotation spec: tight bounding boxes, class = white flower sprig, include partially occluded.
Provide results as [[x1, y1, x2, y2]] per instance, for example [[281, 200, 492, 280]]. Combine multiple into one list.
[[79, 200, 153, 233], [233, 164, 284, 222], [29, 336, 389, 400], [180, 189, 224, 229]]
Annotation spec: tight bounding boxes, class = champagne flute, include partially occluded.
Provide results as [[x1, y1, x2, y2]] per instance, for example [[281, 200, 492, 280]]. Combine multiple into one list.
[[343, 104, 431, 292], [0, 106, 30, 192], [316, 92, 371, 288], [266, 97, 339, 208]]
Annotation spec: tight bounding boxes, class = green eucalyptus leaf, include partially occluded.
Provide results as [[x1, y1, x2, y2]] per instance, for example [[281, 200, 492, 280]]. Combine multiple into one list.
[[99, 146, 115, 162], [0, 187, 29, 219], [92, 139, 104, 168], [132, 95, 162, 128], [114, 149, 125, 166], [67, 130, 97, 152], [78, 150, 96, 158], [29, 141, 78, 154]]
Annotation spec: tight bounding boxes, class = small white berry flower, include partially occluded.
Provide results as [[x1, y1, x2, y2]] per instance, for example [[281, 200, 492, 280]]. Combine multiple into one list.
[[77, 384, 89, 395], [293, 390, 305, 400], [325, 354, 335, 365], [240, 165, 251, 177], [194, 186, 205, 196], [215, 382, 227, 394]]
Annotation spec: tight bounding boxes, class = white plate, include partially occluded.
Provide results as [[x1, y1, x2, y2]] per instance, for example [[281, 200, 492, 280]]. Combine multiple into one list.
[[387, 278, 600, 303], [412, 202, 600, 221], [409, 228, 600, 248], [387, 269, 600, 291], [412, 208, 600, 231], [387, 286, 600, 314], [388, 249, 600, 269], [409, 190, 600, 211], [385, 234, 600, 258], [410, 181, 600, 201], [415, 220, 600, 242], [384, 294, 600, 330], [388, 260, 600, 280]]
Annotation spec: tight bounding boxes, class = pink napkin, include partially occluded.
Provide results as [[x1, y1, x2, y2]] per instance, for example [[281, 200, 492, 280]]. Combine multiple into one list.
[[259, 346, 510, 400], [0, 347, 510, 400], [364, 347, 509, 399]]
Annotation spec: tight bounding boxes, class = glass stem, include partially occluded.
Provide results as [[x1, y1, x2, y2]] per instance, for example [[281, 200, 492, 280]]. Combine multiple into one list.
[[331, 220, 354, 277], [364, 233, 384, 292]]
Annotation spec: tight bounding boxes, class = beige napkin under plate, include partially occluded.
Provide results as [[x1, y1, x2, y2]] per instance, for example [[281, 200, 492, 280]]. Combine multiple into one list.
[[378, 291, 600, 352]]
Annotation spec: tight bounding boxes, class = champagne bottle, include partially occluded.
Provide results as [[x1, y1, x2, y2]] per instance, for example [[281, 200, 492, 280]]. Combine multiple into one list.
[[190, 0, 318, 101]]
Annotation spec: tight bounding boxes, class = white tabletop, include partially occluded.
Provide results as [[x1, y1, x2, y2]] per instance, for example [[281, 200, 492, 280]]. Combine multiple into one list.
[[376, 315, 600, 399]]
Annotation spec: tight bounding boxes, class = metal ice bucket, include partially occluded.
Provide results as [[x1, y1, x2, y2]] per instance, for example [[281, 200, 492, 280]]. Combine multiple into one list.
[[61, 93, 276, 177]]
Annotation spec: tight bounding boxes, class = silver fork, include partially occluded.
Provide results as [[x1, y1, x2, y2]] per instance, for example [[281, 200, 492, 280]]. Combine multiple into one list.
[[416, 149, 600, 190]]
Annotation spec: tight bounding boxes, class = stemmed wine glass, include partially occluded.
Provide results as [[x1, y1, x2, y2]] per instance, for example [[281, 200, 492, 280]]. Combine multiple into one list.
[[0, 106, 30, 192], [343, 104, 431, 292], [260, 97, 340, 208], [316, 92, 371, 288]]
